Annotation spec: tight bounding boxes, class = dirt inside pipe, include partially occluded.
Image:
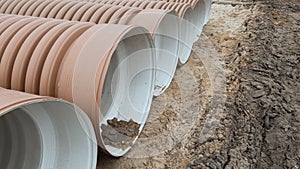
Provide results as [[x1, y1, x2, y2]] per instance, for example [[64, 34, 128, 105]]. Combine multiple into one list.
[[101, 118, 141, 150]]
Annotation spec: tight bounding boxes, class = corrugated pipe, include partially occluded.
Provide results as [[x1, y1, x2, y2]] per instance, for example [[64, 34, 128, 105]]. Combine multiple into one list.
[[160, 0, 211, 25], [148, 0, 211, 25], [85, 0, 210, 33], [0, 0, 180, 96], [0, 14, 156, 156], [84, 0, 198, 64], [0, 87, 97, 169]]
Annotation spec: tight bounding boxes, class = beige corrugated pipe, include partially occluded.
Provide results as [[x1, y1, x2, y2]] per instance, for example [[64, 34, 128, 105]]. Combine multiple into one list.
[[85, 0, 210, 32], [0, 87, 97, 169], [83, 0, 199, 64], [0, 14, 156, 156], [0, 0, 180, 96], [155, 0, 211, 24]]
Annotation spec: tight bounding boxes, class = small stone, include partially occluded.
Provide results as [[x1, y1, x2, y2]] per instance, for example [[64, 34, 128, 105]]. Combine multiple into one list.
[[252, 90, 266, 98]]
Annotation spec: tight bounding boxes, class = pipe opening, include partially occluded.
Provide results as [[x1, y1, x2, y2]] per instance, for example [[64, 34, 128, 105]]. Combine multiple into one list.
[[100, 28, 155, 156], [0, 109, 41, 169], [179, 7, 196, 64], [193, 0, 206, 35], [0, 101, 97, 169], [204, 0, 211, 24], [153, 11, 179, 96]]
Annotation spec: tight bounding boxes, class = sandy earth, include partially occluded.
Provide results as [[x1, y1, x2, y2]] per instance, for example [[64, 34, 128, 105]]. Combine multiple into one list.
[[97, 0, 300, 168]]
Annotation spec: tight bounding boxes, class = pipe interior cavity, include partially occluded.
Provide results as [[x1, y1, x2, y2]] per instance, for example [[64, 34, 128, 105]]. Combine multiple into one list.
[[0, 109, 41, 169], [179, 7, 196, 64], [100, 28, 155, 156], [0, 101, 97, 169], [153, 11, 179, 96], [204, 0, 211, 24], [193, 0, 206, 34]]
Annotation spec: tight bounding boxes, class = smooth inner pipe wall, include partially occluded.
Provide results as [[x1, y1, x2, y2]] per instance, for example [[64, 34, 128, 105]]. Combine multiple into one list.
[[0, 14, 156, 156], [126, 9, 179, 95], [0, 88, 97, 169], [0, 0, 180, 96], [179, 5, 196, 63], [85, 0, 198, 64]]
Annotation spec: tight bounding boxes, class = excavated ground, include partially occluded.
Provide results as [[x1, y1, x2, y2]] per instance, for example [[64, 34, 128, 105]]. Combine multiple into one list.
[[97, 0, 300, 168]]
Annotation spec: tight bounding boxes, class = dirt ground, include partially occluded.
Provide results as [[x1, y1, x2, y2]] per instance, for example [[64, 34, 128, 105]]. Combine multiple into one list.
[[97, 0, 300, 168]]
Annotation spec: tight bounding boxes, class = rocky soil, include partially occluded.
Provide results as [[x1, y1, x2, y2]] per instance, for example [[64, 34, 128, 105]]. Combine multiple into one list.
[[97, 0, 300, 168]]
